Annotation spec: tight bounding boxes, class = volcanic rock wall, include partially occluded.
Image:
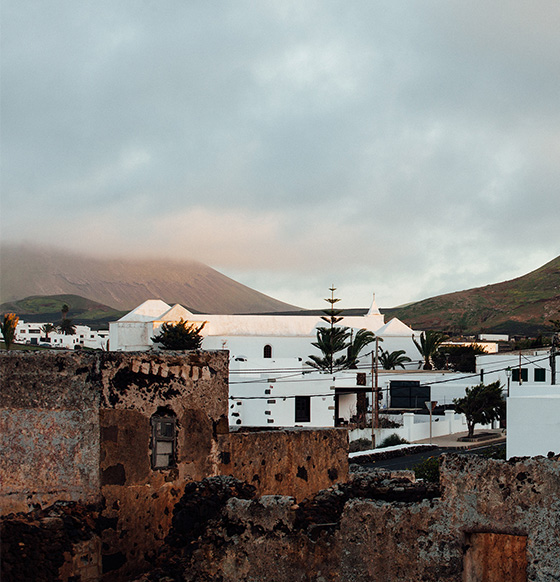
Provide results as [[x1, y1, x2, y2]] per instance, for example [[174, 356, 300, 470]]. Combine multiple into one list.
[[0, 352, 102, 514], [1, 351, 349, 581], [151, 455, 560, 582], [217, 428, 348, 500]]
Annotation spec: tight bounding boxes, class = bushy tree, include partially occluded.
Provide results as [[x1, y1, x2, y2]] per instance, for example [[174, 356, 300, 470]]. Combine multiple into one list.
[[453, 381, 504, 438], [413, 330, 447, 370], [432, 344, 487, 373], [379, 349, 411, 370], [152, 319, 206, 350], [1, 313, 19, 350]]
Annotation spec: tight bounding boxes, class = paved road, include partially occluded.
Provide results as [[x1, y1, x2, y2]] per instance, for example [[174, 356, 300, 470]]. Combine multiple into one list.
[[359, 443, 506, 471]]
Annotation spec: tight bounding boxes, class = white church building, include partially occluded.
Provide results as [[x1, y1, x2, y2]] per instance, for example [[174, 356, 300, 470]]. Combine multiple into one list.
[[109, 297, 423, 428]]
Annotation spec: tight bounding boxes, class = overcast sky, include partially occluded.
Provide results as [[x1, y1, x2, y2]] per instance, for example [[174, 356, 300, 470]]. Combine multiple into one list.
[[1, 1, 559, 308]]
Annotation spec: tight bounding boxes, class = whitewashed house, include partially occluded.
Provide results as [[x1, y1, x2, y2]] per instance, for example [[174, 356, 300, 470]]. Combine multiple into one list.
[[5, 321, 109, 350], [473, 348, 560, 458]]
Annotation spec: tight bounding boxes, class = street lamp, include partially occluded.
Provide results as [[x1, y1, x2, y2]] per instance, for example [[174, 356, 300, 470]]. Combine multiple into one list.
[[505, 367, 512, 397]]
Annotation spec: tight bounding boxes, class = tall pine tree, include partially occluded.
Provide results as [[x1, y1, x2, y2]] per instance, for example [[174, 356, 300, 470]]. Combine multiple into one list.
[[306, 287, 352, 373]]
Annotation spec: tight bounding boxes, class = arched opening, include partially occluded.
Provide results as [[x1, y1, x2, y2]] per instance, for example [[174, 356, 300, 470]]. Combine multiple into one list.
[[263, 344, 272, 359]]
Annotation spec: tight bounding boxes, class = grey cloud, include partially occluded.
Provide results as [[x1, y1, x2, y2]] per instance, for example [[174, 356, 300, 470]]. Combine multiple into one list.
[[1, 0, 559, 307]]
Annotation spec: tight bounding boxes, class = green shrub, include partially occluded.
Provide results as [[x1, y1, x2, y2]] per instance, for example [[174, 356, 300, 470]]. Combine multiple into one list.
[[378, 416, 402, 429], [413, 456, 440, 483], [349, 438, 373, 453], [378, 433, 409, 448]]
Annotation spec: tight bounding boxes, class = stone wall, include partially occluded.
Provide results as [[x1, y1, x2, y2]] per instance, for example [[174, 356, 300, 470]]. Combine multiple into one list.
[[1, 351, 353, 581], [218, 428, 348, 500], [96, 351, 229, 581], [1, 502, 100, 582], [0, 352, 102, 514], [146, 455, 560, 582], [0, 350, 230, 581]]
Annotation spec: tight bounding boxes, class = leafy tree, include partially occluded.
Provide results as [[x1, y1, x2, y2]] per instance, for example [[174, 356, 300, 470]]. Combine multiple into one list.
[[1, 313, 19, 350], [379, 349, 411, 370], [453, 381, 504, 438], [41, 323, 55, 340], [59, 318, 76, 335], [432, 344, 487, 373], [413, 330, 447, 370], [152, 319, 206, 350]]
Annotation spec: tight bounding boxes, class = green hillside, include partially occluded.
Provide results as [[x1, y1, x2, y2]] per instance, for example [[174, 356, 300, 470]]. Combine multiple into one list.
[[0, 294, 127, 329], [382, 256, 560, 336]]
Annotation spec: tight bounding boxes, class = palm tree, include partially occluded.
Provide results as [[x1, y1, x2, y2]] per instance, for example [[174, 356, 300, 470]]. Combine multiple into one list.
[[1, 313, 19, 350], [59, 318, 76, 336], [346, 329, 378, 369], [413, 331, 447, 370], [379, 349, 412, 370], [41, 323, 55, 341]]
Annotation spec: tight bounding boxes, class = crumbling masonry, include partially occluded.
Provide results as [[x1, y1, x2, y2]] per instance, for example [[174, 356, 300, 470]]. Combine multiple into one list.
[[2, 352, 559, 581], [0, 351, 347, 581]]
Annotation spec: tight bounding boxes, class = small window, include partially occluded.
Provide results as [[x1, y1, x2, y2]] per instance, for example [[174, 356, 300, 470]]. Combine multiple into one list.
[[512, 368, 528, 382], [534, 369, 546, 382], [356, 373, 366, 386], [263, 344, 272, 359], [151, 413, 177, 469], [295, 396, 311, 423]]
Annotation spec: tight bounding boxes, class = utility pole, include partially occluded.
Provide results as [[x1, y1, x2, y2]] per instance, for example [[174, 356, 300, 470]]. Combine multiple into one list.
[[371, 351, 375, 447], [374, 337, 379, 429], [370, 338, 380, 448], [551, 332, 559, 386]]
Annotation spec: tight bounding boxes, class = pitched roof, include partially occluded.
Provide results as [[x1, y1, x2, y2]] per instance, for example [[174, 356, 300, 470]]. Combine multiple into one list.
[[118, 299, 171, 322], [159, 304, 195, 322], [375, 317, 414, 337]]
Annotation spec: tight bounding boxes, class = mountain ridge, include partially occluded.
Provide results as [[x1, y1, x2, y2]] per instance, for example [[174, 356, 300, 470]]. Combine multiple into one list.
[[0, 244, 298, 314], [382, 255, 560, 335]]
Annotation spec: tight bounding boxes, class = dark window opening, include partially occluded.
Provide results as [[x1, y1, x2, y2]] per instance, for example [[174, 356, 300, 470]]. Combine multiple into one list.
[[356, 372, 366, 386], [534, 368, 546, 382], [389, 380, 430, 409], [151, 411, 177, 469], [295, 396, 311, 423], [263, 344, 272, 358]]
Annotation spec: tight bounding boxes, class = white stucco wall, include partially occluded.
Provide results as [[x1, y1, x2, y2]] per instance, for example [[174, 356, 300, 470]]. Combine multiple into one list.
[[229, 375, 337, 428], [507, 393, 560, 458], [476, 350, 555, 388]]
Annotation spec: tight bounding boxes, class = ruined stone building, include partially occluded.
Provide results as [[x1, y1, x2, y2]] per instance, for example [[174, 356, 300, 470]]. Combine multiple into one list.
[[0, 351, 347, 581], [1, 351, 559, 582]]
